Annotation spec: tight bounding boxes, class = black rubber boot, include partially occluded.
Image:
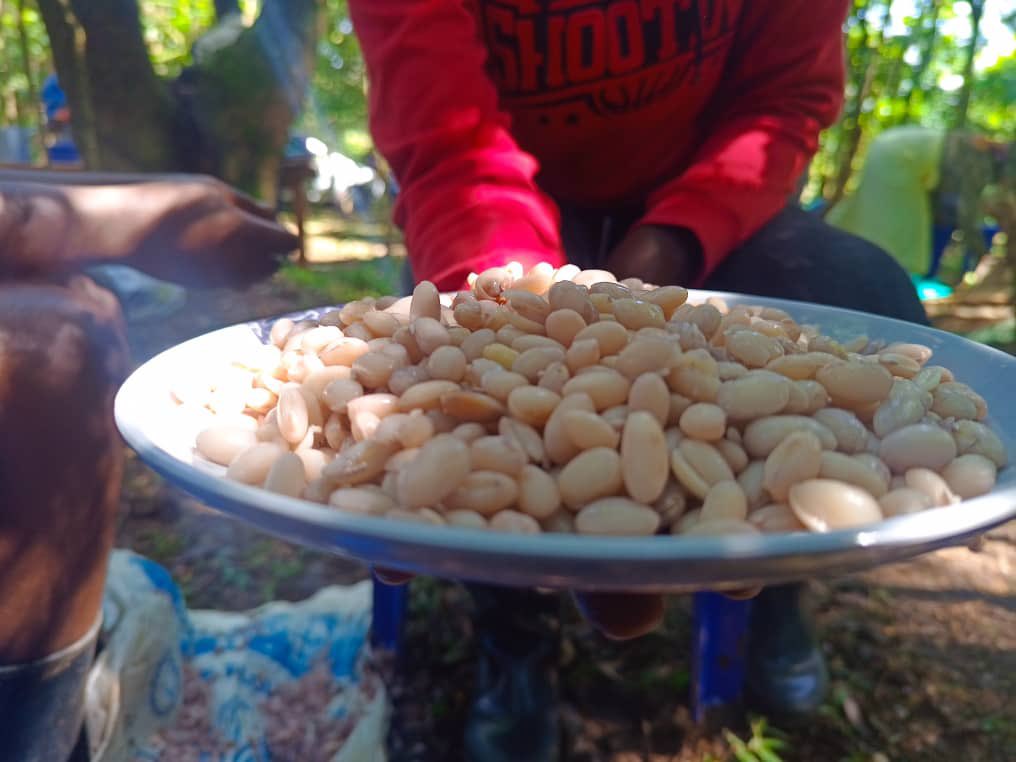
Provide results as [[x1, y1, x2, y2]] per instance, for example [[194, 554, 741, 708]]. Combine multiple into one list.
[[463, 585, 560, 762], [745, 583, 829, 716]]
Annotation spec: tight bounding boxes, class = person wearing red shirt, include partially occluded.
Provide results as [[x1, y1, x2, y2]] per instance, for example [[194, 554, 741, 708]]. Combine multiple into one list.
[[349, 2, 928, 759]]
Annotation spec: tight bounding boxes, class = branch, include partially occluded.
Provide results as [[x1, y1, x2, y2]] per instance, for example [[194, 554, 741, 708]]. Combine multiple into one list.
[[953, 0, 986, 130], [15, 0, 47, 159]]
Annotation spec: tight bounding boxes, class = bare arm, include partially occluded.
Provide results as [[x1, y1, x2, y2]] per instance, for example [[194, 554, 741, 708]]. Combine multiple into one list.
[[0, 176, 298, 286]]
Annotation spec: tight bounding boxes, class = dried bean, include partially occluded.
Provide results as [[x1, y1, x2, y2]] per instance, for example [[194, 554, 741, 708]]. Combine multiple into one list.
[[668, 349, 720, 402], [879, 488, 932, 517], [396, 434, 470, 508], [573, 320, 629, 356], [441, 390, 506, 423], [196, 426, 258, 466], [263, 452, 307, 497], [750, 503, 806, 533], [562, 410, 620, 450], [490, 510, 541, 534], [763, 431, 823, 502], [788, 479, 883, 531], [941, 454, 997, 499], [879, 423, 957, 473], [626, 372, 671, 426], [518, 464, 562, 519], [445, 471, 519, 515], [227, 443, 285, 485], [813, 408, 869, 453], [562, 368, 631, 411], [575, 498, 660, 536], [701, 480, 748, 522], [559, 447, 624, 509], [679, 403, 726, 441], [743, 416, 836, 457], [507, 385, 562, 427], [621, 411, 669, 503], [816, 362, 893, 409], [818, 451, 887, 498]]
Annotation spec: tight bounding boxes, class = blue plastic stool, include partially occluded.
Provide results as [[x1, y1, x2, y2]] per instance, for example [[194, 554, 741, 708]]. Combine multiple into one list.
[[371, 579, 409, 653], [47, 140, 81, 166], [371, 581, 752, 723], [691, 592, 752, 725]]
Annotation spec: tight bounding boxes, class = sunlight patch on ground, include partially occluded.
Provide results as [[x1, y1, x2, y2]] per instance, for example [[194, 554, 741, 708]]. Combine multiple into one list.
[[304, 235, 406, 264]]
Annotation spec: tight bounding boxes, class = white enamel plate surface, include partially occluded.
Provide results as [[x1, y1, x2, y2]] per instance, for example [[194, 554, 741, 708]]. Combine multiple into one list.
[[115, 292, 1016, 592]]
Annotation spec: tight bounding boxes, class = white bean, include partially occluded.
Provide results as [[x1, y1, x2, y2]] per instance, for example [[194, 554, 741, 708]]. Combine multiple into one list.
[[396, 434, 471, 508], [621, 411, 669, 503], [879, 423, 957, 473], [941, 454, 997, 499], [558, 447, 624, 510], [575, 497, 660, 536], [788, 479, 883, 531]]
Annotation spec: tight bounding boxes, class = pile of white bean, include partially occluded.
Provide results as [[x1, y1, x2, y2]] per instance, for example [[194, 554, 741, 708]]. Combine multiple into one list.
[[184, 262, 1008, 538]]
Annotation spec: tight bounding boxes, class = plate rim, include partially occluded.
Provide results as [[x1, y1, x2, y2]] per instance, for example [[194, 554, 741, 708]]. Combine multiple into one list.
[[114, 289, 1016, 581]]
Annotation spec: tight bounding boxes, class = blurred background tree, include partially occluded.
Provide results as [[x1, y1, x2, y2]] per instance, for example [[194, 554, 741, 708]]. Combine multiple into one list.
[[804, 0, 1016, 206], [0, 0, 320, 199], [0, 0, 1012, 202]]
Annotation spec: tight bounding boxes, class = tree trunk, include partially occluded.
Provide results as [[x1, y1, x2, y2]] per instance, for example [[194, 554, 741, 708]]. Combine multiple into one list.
[[953, 0, 985, 130], [822, 0, 894, 211], [184, 0, 319, 200], [35, 0, 101, 166], [822, 2, 875, 208], [35, 0, 318, 202], [35, 0, 174, 170]]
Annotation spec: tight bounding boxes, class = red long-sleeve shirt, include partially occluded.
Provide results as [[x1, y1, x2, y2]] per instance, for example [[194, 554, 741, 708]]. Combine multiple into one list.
[[349, 0, 847, 292]]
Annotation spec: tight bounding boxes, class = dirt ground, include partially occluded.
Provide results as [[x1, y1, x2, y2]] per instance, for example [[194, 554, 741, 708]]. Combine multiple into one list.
[[117, 263, 1015, 762]]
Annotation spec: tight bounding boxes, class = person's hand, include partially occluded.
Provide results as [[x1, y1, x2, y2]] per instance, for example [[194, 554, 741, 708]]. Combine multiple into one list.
[[572, 591, 666, 640], [605, 224, 702, 287], [372, 568, 759, 641], [110, 176, 299, 287]]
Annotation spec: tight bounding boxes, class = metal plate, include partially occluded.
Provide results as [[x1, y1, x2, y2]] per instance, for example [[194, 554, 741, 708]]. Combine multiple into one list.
[[114, 291, 1016, 592]]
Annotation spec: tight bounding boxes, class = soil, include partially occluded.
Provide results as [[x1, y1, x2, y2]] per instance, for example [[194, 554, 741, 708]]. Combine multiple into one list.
[[116, 267, 1016, 762]]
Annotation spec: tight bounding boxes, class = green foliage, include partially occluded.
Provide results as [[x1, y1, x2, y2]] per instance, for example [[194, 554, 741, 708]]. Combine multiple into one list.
[[805, 0, 1016, 205], [139, 0, 217, 77], [0, 0, 50, 136], [137, 1, 263, 78], [968, 52, 1016, 137], [0, 0, 1007, 201], [276, 259, 400, 304], [723, 717, 788, 762], [296, 0, 369, 158]]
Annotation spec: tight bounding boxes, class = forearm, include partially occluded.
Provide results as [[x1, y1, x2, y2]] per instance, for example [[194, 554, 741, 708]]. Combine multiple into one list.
[[0, 182, 146, 274], [350, 0, 565, 290], [0, 184, 78, 273], [0, 168, 190, 187]]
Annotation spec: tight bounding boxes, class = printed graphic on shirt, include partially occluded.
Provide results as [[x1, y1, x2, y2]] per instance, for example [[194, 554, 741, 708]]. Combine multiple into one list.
[[480, 0, 737, 120]]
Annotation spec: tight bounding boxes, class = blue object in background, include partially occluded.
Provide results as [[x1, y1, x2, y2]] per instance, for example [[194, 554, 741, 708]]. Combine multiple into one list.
[[47, 140, 81, 165], [371, 579, 409, 653], [0, 126, 33, 163], [926, 224, 999, 279], [41, 74, 67, 121], [691, 592, 752, 726], [373, 581, 754, 726], [39, 74, 82, 166]]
